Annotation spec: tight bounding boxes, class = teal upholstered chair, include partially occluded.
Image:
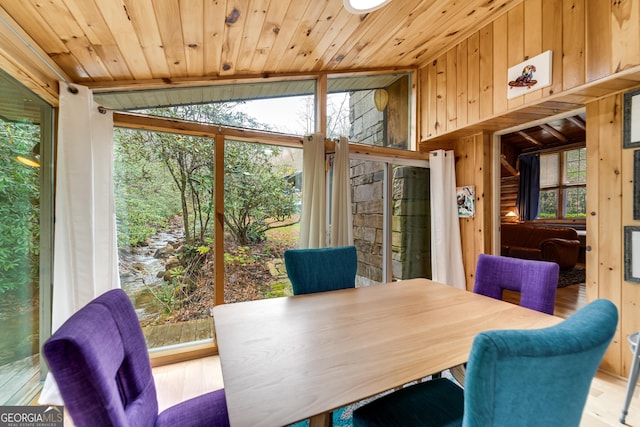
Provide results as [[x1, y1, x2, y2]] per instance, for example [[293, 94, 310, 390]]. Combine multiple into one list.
[[353, 299, 618, 427], [284, 246, 357, 295]]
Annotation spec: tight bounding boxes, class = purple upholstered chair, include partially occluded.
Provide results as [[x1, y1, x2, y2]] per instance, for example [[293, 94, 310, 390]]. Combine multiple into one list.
[[473, 253, 560, 315], [43, 289, 230, 427]]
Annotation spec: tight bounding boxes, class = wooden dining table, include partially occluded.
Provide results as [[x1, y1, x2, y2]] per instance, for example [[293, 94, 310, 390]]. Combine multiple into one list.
[[213, 278, 562, 427]]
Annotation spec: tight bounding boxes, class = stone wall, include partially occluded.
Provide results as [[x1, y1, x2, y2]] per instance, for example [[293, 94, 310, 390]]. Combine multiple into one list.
[[351, 158, 385, 286], [349, 90, 385, 146], [349, 86, 431, 284], [391, 166, 431, 280]]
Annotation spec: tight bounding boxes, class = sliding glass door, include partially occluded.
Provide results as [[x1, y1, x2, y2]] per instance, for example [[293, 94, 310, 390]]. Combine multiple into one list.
[[0, 70, 53, 404]]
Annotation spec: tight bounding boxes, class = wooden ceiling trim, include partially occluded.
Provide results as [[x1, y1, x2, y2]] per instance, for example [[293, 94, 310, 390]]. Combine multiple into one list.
[[0, 48, 58, 106], [124, 0, 171, 79]]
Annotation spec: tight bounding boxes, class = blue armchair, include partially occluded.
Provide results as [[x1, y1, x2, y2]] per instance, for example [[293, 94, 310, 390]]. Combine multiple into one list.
[[284, 246, 357, 295], [353, 299, 618, 427], [43, 289, 230, 427]]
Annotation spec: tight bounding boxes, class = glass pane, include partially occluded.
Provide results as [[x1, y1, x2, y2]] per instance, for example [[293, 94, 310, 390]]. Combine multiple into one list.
[[539, 153, 559, 188], [224, 140, 301, 302], [0, 70, 50, 404], [564, 187, 587, 218], [564, 148, 586, 184], [391, 165, 431, 280], [236, 95, 315, 134], [123, 81, 316, 135], [351, 158, 385, 286], [538, 189, 558, 218], [114, 127, 216, 350], [328, 74, 411, 148]]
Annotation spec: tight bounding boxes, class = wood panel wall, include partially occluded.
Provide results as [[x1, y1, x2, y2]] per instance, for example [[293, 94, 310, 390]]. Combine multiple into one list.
[[418, 1, 640, 376], [586, 93, 639, 376], [454, 133, 492, 291], [419, 0, 640, 141]]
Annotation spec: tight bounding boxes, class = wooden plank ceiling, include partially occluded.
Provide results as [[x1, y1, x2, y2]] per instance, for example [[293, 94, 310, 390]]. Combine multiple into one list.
[[0, 0, 520, 91]]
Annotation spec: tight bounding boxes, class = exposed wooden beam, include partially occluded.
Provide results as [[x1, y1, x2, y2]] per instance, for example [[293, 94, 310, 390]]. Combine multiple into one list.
[[540, 123, 569, 143], [88, 67, 417, 93], [114, 111, 430, 162], [500, 154, 519, 176], [567, 115, 586, 130], [517, 130, 544, 146]]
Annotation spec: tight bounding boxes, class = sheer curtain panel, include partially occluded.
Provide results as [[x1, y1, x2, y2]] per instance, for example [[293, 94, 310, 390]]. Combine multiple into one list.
[[429, 150, 466, 289], [299, 133, 327, 248], [330, 136, 353, 247], [39, 82, 119, 404]]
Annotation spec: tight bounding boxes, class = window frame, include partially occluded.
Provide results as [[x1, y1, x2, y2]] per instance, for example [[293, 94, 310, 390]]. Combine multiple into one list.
[[537, 146, 586, 222]]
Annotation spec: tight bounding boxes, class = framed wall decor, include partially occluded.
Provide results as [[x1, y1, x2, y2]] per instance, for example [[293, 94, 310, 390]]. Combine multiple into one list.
[[623, 89, 640, 148], [507, 50, 552, 100], [456, 185, 475, 218], [624, 226, 640, 283]]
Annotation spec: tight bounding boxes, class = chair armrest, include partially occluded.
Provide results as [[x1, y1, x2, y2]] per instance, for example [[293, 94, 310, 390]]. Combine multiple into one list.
[[539, 238, 581, 248], [540, 239, 581, 269]]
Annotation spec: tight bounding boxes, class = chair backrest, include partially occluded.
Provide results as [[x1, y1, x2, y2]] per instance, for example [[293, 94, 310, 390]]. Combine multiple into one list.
[[473, 253, 559, 314], [284, 246, 357, 295], [43, 289, 158, 427], [463, 299, 618, 427]]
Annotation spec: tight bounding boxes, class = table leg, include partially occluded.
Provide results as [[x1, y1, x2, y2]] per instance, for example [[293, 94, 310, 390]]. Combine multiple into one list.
[[308, 411, 331, 427]]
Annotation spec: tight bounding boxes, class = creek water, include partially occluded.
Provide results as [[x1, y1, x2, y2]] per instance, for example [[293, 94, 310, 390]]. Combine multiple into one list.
[[119, 229, 183, 324]]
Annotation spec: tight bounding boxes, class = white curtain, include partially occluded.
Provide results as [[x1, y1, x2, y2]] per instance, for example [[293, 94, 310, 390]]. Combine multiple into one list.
[[39, 82, 120, 404], [330, 136, 353, 247], [299, 132, 326, 248], [429, 149, 466, 289]]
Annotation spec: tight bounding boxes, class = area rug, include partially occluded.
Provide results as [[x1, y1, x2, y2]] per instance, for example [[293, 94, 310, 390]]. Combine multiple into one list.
[[288, 405, 353, 427], [557, 267, 585, 288]]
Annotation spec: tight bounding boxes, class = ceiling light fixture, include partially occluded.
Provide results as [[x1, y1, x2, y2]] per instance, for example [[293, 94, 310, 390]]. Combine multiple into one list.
[[16, 143, 40, 168], [343, 0, 392, 14]]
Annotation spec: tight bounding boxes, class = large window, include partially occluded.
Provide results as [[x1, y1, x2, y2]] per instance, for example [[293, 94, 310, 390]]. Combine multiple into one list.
[[327, 73, 411, 148], [105, 72, 421, 354], [539, 148, 586, 219], [0, 70, 53, 404]]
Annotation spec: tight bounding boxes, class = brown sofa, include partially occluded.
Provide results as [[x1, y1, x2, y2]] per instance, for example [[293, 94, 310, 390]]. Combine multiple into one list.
[[500, 223, 581, 269]]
